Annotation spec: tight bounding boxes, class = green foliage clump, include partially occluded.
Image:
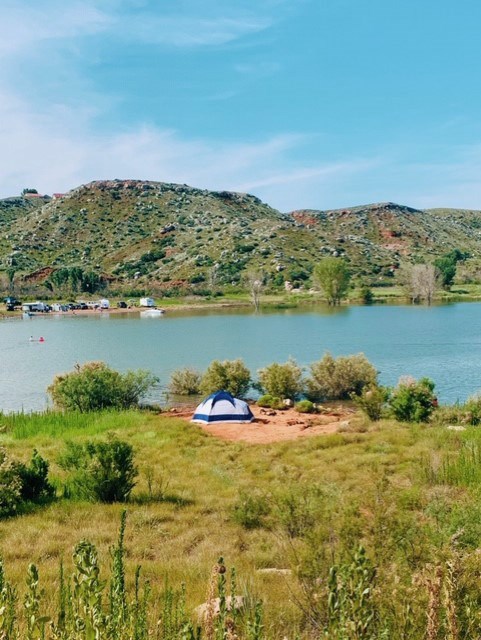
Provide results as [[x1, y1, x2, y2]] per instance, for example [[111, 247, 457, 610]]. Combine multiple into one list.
[[48, 362, 158, 412], [257, 394, 284, 409], [295, 400, 316, 414], [200, 359, 251, 398], [0, 448, 23, 518], [360, 285, 374, 304], [314, 257, 350, 305], [168, 367, 202, 395], [388, 376, 436, 423], [18, 449, 55, 502], [0, 448, 54, 518], [232, 490, 271, 529], [59, 436, 137, 503], [257, 394, 276, 408], [257, 359, 303, 400], [352, 386, 389, 421], [434, 248, 469, 289], [306, 353, 377, 401]]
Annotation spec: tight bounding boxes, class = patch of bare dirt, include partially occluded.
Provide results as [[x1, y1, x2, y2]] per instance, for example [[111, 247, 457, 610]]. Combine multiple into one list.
[[165, 405, 356, 444]]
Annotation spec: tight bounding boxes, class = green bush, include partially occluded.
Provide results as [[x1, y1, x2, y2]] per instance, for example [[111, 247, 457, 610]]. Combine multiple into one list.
[[18, 449, 55, 502], [352, 386, 389, 421], [0, 448, 54, 518], [48, 362, 159, 412], [232, 490, 271, 529], [388, 376, 436, 423], [59, 436, 137, 503], [306, 353, 377, 401], [295, 400, 316, 414], [0, 449, 23, 518], [257, 394, 275, 407], [168, 367, 202, 395], [200, 359, 251, 398], [257, 359, 304, 400]]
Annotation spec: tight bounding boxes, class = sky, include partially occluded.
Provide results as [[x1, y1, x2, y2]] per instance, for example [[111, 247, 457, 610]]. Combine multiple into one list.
[[2, 0, 481, 211]]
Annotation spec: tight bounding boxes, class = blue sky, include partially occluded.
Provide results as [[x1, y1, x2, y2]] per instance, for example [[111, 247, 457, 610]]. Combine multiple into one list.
[[2, 0, 481, 211]]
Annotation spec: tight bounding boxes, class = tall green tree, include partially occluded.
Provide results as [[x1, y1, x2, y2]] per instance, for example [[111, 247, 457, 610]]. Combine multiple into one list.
[[314, 257, 350, 305], [434, 249, 469, 290]]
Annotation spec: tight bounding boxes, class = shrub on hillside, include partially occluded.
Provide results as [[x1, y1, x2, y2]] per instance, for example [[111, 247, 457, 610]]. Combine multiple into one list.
[[388, 376, 436, 423], [306, 353, 377, 401], [168, 367, 202, 395], [199, 359, 251, 398], [59, 436, 137, 503], [257, 360, 303, 400], [352, 385, 389, 421], [48, 362, 159, 412]]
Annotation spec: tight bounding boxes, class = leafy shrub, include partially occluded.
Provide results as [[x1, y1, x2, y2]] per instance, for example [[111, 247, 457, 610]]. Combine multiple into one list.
[[257, 394, 275, 407], [352, 386, 389, 421], [168, 367, 202, 395], [232, 490, 270, 529], [360, 285, 374, 304], [295, 400, 316, 414], [0, 449, 54, 518], [306, 353, 377, 401], [48, 362, 159, 412], [257, 394, 284, 409], [59, 436, 137, 503], [17, 449, 55, 502], [257, 360, 303, 400], [200, 359, 251, 398], [0, 449, 23, 518], [388, 376, 436, 423]]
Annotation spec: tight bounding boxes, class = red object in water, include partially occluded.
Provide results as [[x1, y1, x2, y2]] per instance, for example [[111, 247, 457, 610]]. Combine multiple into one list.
[[39, 337, 45, 342]]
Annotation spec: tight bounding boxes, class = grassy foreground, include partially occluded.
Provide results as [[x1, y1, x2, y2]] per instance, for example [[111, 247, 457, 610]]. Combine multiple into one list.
[[1, 410, 481, 637]]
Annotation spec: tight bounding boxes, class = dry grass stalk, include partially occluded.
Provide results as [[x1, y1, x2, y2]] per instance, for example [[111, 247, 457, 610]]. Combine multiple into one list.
[[426, 565, 443, 640], [444, 555, 460, 640]]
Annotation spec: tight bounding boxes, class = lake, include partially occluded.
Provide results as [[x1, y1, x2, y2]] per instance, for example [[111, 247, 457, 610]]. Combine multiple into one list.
[[1, 302, 481, 412]]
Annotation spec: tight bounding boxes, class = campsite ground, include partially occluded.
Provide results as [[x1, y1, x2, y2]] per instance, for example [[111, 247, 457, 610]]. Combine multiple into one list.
[[165, 404, 357, 443]]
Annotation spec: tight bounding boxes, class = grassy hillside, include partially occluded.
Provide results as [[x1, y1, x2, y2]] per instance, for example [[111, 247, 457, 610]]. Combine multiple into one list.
[[2, 182, 481, 296], [2, 409, 481, 637]]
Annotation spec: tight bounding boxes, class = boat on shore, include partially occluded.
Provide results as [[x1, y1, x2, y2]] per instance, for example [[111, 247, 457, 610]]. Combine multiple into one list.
[[140, 308, 165, 318]]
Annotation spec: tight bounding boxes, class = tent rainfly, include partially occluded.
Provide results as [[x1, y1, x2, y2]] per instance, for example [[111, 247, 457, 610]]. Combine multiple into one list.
[[191, 390, 254, 424]]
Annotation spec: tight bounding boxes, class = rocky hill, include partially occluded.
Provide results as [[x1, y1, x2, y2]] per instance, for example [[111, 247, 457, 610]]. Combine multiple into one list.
[[2, 181, 481, 295]]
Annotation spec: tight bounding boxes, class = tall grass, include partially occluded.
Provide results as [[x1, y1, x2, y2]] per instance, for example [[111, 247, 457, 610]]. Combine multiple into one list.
[[0, 513, 264, 640], [422, 439, 481, 486], [1, 409, 146, 440]]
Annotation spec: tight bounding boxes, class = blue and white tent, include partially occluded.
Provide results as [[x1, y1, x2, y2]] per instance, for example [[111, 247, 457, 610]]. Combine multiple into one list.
[[191, 390, 254, 424]]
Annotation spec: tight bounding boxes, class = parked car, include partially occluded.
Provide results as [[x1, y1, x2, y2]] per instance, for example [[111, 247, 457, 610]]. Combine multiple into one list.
[[4, 297, 21, 311], [117, 301, 128, 308]]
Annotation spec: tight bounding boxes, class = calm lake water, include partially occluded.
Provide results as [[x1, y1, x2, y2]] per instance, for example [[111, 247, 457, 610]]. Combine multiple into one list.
[[1, 302, 481, 412]]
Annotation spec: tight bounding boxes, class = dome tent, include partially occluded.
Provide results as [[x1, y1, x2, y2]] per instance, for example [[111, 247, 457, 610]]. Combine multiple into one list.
[[191, 390, 254, 424]]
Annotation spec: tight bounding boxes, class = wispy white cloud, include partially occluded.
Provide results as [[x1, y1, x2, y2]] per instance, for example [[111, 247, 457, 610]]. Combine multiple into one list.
[[122, 15, 272, 47], [0, 87, 373, 211], [0, 1, 111, 56]]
